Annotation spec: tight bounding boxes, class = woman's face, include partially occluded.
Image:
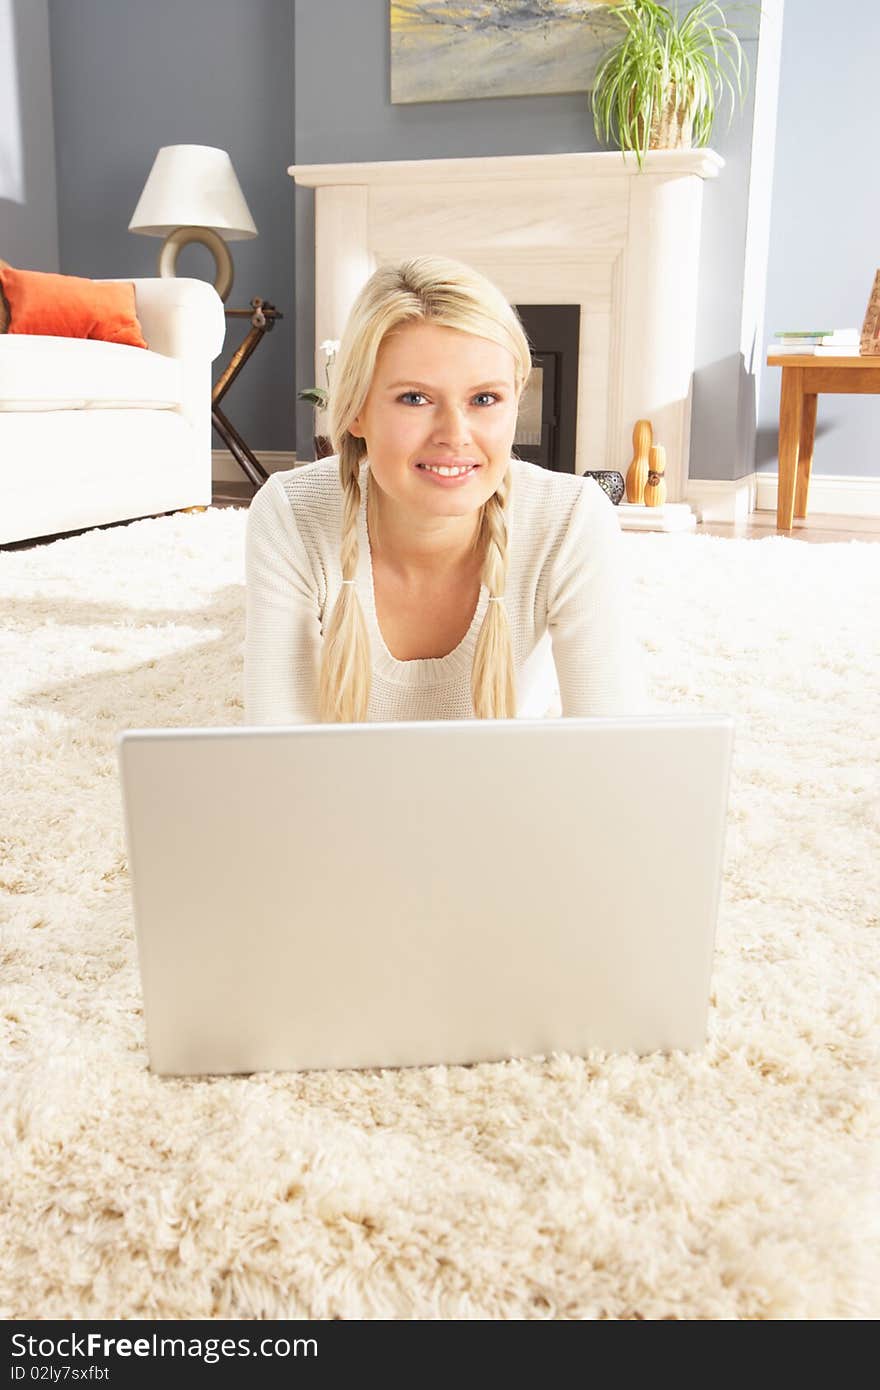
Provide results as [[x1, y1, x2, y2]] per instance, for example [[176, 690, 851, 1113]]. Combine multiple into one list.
[[348, 320, 521, 521]]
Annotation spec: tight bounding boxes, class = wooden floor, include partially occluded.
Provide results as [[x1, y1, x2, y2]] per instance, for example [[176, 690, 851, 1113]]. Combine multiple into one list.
[[690, 515, 880, 543], [4, 479, 880, 551]]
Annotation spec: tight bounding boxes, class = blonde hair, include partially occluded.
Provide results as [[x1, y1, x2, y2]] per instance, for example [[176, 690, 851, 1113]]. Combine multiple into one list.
[[318, 255, 533, 723]]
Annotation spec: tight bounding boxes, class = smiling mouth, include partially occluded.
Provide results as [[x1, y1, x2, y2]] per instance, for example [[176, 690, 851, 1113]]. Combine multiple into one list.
[[415, 462, 480, 477]]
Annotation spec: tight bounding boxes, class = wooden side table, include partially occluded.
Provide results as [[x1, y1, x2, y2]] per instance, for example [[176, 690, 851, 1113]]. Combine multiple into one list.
[[766, 353, 880, 531], [212, 298, 283, 489]]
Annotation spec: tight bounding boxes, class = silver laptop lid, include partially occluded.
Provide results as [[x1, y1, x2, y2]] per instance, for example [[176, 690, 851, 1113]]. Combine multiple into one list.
[[117, 715, 735, 1074]]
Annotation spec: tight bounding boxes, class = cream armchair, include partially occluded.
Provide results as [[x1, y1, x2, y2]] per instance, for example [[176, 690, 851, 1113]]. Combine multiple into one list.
[[0, 277, 226, 546]]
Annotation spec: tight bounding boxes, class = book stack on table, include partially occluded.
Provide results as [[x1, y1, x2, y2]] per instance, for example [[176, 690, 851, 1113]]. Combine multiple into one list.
[[616, 501, 696, 532], [769, 329, 860, 355]]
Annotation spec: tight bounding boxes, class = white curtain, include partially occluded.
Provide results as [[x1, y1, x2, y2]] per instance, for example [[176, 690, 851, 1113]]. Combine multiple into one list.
[[0, 0, 25, 203]]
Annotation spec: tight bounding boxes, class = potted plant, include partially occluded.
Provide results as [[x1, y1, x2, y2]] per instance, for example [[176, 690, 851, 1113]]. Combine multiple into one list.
[[297, 338, 339, 459], [591, 0, 749, 168]]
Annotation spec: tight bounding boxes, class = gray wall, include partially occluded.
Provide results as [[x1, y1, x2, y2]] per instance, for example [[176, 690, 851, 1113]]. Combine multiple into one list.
[[757, 0, 880, 478], [46, 0, 295, 457], [0, 0, 59, 271], [293, 0, 763, 477]]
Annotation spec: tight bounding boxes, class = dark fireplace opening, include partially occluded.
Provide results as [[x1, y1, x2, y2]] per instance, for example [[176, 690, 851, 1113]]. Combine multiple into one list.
[[512, 305, 580, 474]]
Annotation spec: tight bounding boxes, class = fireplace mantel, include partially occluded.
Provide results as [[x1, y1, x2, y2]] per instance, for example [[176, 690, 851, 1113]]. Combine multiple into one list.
[[288, 150, 722, 518], [289, 150, 723, 186]]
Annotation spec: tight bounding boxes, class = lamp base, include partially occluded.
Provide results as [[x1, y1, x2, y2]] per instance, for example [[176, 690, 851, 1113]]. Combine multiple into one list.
[[158, 226, 233, 301]]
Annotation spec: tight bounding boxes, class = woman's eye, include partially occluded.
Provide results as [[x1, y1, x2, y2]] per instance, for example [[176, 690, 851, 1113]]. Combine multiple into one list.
[[398, 391, 500, 406]]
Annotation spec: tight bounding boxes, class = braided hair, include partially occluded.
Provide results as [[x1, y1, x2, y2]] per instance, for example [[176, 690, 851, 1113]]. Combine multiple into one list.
[[318, 256, 533, 723]]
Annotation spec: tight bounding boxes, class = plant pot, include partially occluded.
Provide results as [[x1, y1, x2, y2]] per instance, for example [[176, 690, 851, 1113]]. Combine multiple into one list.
[[635, 83, 695, 151], [313, 435, 334, 460]]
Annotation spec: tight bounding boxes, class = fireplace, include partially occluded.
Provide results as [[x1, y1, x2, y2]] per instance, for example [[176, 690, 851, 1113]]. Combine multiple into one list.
[[513, 304, 580, 474], [289, 150, 721, 522]]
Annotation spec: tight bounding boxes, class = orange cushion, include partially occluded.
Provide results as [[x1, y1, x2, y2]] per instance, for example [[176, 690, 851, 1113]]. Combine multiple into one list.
[[0, 264, 147, 348]]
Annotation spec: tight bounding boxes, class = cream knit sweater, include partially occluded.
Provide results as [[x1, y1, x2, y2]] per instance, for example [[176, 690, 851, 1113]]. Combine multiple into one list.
[[243, 455, 650, 724]]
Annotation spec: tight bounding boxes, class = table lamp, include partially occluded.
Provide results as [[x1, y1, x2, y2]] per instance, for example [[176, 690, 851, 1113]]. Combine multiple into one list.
[[128, 144, 257, 302]]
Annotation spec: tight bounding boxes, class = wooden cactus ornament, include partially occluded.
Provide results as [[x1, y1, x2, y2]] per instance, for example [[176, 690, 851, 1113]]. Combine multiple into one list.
[[625, 419, 652, 503], [644, 443, 667, 507]]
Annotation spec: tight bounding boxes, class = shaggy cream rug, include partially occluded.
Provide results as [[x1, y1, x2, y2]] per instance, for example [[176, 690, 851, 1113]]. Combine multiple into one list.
[[1, 506, 878, 1321]]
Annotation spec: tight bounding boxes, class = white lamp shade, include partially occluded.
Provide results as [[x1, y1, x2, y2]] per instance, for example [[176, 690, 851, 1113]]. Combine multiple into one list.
[[129, 144, 257, 240]]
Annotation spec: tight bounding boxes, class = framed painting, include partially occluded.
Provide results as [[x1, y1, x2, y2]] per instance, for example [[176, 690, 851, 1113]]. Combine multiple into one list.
[[390, 0, 623, 105]]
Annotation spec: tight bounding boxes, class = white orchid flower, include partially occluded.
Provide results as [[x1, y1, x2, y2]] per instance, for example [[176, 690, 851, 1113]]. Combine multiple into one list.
[[319, 339, 341, 360]]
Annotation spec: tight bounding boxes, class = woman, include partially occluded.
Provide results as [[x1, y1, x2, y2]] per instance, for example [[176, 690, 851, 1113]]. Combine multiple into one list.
[[244, 254, 649, 724]]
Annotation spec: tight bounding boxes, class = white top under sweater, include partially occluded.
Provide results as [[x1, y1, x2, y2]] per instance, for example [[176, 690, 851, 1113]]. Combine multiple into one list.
[[243, 454, 651, 724]]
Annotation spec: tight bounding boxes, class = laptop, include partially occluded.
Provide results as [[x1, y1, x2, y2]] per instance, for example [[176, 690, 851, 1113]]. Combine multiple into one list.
[[116, 714, 735, 1075]]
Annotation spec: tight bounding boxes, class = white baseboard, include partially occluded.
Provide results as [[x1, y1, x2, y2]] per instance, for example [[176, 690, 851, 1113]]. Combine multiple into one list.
[[754, 472, 880, 519], [687, 473, 880, 524], [212, 449, 298, 484]]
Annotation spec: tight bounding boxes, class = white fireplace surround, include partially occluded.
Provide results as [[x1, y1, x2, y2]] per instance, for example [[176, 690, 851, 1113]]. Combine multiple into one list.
[[288, 150, 722, 513]]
